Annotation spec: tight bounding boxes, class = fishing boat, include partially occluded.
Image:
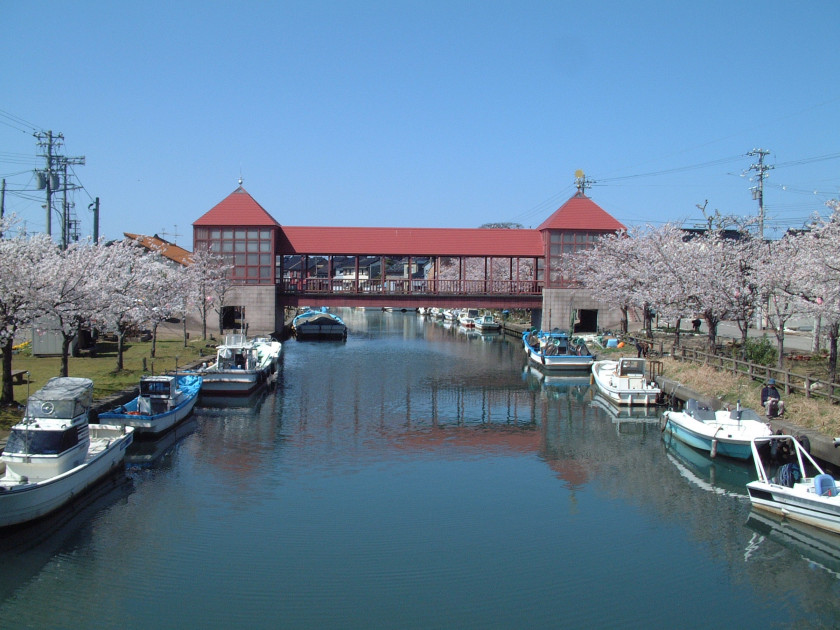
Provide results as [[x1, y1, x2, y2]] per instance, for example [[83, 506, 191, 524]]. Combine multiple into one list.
[[747, 434, 840, 536], [591, 357, 661, 406], [661, 399, 772, 460], [199, 334, 282, 396], [0, 377, 134, 528], [292, 310, 348, 340], [97, 373, 203, 436], [522, 329, 595, 371], [474, 313, 501, 331]]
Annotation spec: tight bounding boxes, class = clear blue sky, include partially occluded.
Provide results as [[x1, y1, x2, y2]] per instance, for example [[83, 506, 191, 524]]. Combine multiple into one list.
[[2, 1, 839, 250]]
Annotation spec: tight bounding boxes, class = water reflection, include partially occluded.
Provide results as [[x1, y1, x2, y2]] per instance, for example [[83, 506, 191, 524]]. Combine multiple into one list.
[[662, 429, 753, 497]]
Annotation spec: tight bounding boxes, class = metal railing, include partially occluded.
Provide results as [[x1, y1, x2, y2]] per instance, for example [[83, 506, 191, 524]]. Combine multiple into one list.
[[281, 278, 543, 296]]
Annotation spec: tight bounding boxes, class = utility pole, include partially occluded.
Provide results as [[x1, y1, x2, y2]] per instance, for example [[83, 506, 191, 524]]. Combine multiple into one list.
[[89, 197, 100, 242], [747, 148, 772, 240], [574, 169, 594, 196], [0, 179, 5, 239], [34, 131, 84, 243]]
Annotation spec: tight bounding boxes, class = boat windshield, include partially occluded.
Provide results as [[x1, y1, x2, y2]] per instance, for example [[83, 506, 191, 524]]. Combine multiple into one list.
[[4, 426, 79, 455], [141, 379, 173, 398]]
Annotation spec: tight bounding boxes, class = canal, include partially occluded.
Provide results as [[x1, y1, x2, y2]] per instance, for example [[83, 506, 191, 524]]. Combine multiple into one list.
[[0, 310, 838, 629]]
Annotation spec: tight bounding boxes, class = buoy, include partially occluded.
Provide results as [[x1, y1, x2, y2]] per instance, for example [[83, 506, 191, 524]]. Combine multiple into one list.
[[617, 341, 625, 348]]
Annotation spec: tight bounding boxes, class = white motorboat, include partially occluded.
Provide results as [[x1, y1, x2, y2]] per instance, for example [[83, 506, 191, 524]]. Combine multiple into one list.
[[591, 357, 661, 406], [199, 334, 282, 396], [661, 399, 772, 460], [97, 373, 203, 435], [458, 308, 480, 328], [474, 313, 501, 331], [747, 434, 840, 536], [0, 377, 134, 528], [522, 329, 595, 372]]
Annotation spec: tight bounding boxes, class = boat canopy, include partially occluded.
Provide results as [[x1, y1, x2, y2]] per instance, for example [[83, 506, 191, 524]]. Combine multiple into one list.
[[25, 377, 93, 420]]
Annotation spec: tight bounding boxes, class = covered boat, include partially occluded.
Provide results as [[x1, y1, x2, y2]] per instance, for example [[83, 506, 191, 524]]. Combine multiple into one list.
[[292, 311, 348, 340], [747, 435, 840, 536], [591, 357, 661, 406], [522, 329, 594, 371], [0, 377, 134, 528], [199, 334, 282, 396], [97, 373, 203, 435], [661, 399, 772, 460]]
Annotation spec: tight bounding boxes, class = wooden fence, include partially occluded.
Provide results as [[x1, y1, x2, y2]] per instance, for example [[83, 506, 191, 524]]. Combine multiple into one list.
[[671, 345, 840, 405]]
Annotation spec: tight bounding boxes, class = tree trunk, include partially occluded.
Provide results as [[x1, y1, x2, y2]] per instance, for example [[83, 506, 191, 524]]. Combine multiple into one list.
[[60, 333, 72, 377], [620, 306, 628, 334], [774, 328, 786, 369], [813, 316, 822, 353], [116, 330, 126, 372], [183, 310, 188, 348], [705, 314, 718, 354], [1, 337, 14, 405], [151, 322, 158, 358], [828, 323, 838, 387], [673, 317, 682, 349]]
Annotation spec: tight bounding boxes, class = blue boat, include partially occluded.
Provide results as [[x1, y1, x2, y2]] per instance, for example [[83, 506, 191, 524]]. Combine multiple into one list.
[[522, 329, 594, 371], [98, 373, 203, 436]]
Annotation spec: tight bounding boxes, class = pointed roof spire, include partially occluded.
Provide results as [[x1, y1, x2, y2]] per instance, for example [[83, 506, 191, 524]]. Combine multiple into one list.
[[537, 192, 626, 232], [193, 186, 280, 227]]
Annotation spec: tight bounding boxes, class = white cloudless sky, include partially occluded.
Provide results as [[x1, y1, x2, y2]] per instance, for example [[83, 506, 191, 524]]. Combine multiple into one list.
[[2, 1, 839, 250]]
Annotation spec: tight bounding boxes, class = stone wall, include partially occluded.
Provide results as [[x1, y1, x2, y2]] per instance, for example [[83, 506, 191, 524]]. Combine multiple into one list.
[[539, 288, 624, 332]]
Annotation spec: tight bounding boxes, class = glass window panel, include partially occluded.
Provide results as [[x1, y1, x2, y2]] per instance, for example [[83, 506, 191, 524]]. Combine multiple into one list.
[[247, 241, 258, 252], [246, 230, 258, 239], [562, 233, 574, 243], [211, 229, 221, 239], [247, 254, 259, 265], [260, 230, 271, 239], [222, 229, 233, 239], [260, 254, 271, 265], [234, 254, 246, 265], [260, 241, 271, 252], [563, 244, 574, 253], [209, 242, 220, 252], [234, 230, 246, 239], [246, 266, 257, 277], [550, 244, 562, 255], [195, 228, 208, 239], [234, 241, 246, 253], [260, 266, 271, 279], [222, 241, 233, 252], [550, 232, 562, 243]]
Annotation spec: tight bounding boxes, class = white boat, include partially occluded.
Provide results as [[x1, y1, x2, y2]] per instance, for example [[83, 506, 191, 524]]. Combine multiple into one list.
[[292, 311, 348, 340], [443, 309, 459, 322], [591, 357, 661, 406], [0, 377, 134, 528], [474, 313, 501, 331], [522, 329, 595, 371], [199, 334, 282, 396], [97, 373, 203, 435], [747, 434, 840, 536], [458, 308, 480, 328], [661, 399, 772, 460]]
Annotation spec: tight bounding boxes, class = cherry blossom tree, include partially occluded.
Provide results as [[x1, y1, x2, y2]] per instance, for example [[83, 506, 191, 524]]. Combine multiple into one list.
[[0, 220, 56, 404], [187, 248, 232, 340], [35, 240, 101, 377]]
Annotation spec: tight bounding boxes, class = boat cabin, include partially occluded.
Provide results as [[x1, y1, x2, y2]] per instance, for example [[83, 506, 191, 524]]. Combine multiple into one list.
[[2, 377, 93, 480], [138, 375, 181, 415]]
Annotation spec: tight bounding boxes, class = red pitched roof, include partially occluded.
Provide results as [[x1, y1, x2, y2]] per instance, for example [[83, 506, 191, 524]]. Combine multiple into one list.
[[279, 226, 544, 257], [124, 233, 193, 265], [193, 187, 280, 227], [537, 193, 626, 232]]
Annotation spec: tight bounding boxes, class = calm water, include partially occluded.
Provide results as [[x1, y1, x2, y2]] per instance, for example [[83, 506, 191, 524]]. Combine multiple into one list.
[[2, 310, 840, 629]]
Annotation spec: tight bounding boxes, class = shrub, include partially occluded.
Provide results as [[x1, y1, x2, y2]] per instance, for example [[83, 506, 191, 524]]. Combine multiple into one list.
[[743, 335, 777, 366]]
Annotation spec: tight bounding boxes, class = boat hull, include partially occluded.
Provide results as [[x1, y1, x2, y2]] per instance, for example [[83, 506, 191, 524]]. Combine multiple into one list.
[[199, 368, 273, 396], [0, 425, 133, 528], [523, 344, 594, 371], [662, 413, 769, 460], [747, 482, 840, 535]]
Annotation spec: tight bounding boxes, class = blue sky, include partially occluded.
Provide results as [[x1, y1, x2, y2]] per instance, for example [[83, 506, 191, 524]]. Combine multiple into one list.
[[2, 1, 839, 250]]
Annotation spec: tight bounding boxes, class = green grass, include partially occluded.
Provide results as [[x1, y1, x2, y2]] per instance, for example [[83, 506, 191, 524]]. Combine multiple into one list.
[[0, 338, 217, 431]]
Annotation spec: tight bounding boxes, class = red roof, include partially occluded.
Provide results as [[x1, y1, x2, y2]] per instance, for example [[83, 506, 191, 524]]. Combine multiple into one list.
[[279, 226, 544, 257], [537, 193, 626, 232], [193, 187, 280, 227]]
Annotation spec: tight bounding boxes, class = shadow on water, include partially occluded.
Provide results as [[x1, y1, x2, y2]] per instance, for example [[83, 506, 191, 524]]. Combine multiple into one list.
[[0, 472, 134, 602]]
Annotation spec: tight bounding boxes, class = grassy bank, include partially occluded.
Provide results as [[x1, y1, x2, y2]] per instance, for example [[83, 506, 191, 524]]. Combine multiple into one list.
[[659, 357, 839, 436], [1, 338, 216, 431]]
